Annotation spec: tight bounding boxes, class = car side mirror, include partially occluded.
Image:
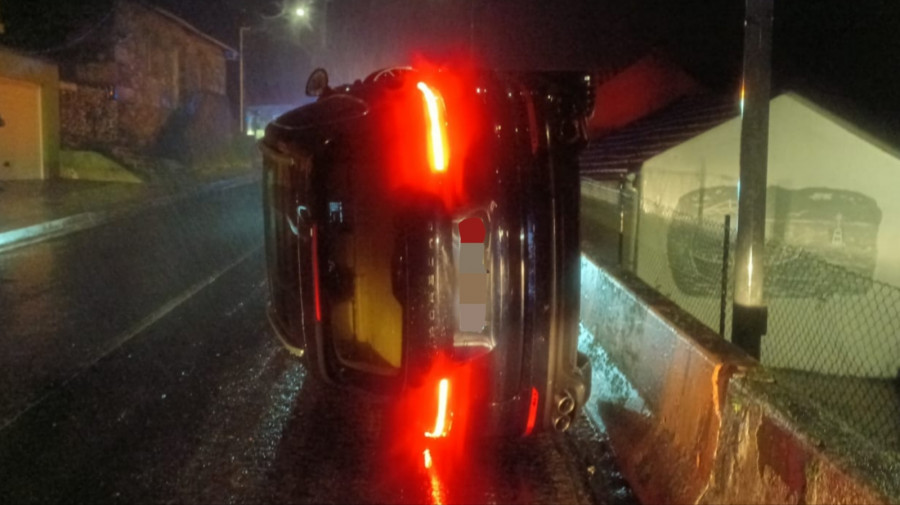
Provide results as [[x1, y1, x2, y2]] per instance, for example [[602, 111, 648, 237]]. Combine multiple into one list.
[[305, 68, 329, 97]]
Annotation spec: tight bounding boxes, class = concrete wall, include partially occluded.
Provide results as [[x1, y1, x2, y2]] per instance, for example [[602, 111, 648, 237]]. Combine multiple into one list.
[[580, 256, 898, 504], [59, 82, 118, 151], [0, 47, 60, 178]]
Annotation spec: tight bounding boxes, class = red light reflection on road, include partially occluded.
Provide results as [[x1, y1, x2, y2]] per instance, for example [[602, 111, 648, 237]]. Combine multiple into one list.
[[377, 350, 538, 505], [422, 449, 447, 505], [384, 352, 484, 500]]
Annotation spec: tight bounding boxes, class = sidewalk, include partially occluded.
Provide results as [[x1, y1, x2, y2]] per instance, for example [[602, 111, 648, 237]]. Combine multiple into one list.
[[0, 170, 260, 253]]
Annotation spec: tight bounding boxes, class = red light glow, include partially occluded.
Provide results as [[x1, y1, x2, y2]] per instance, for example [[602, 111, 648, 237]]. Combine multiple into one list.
[[382, 58, 486, 212], [385, 352, 483, 475], [423, 448, 446, 505], [417, 82, 449, 173], [524, 387, 539, 436], [311, 225, 322, 321], [424, 378, 451, 438], [428, 465, 446, 505]]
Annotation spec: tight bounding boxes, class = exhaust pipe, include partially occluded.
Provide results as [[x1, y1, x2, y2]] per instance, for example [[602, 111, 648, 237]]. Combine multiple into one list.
[[556, 391, 575, 416], [553, 414, 572, 432], [551, 390, 576, 432]]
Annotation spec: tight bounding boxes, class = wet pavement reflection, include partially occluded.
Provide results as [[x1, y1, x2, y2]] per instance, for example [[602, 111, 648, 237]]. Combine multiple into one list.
[[0, 188, 635, 504]]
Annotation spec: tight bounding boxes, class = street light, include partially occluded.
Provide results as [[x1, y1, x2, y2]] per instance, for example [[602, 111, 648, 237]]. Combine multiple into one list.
[[240, 5, 311, 134]]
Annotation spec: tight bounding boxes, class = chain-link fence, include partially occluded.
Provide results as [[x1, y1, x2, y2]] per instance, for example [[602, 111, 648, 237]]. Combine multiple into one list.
[[582, 179, 900, 452]]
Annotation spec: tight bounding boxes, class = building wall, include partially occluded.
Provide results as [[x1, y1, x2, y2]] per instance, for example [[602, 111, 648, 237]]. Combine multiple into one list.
[[59, 0, 231, 164], [112, 1, 228, 152], [59, 82, 118, 151], [0, 47, 60, 179], [635, 93, 900, 377]]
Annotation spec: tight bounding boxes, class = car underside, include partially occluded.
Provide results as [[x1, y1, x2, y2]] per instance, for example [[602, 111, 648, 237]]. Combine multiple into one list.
[[260, 64, 594, 439]]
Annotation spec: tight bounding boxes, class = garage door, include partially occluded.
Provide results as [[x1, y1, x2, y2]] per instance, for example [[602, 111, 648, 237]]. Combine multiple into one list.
[[0, 77, 42, 180]]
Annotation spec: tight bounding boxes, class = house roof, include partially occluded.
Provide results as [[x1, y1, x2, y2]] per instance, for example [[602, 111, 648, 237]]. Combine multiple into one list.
[[0, 0, 236, 59], [579, 92, 739, 180], [146, 3, 237, 59], [0, 43, 59, 67]]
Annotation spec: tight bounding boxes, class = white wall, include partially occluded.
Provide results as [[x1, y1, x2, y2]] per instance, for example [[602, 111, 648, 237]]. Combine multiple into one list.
[[635, 93, 900, 377]]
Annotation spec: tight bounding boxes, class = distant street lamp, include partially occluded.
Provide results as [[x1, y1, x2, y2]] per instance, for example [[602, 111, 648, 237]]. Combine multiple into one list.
[[239, 5, 311, 134]]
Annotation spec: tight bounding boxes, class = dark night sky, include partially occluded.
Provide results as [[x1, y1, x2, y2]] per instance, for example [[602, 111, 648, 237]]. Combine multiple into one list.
[[1, 0, 898, 141]]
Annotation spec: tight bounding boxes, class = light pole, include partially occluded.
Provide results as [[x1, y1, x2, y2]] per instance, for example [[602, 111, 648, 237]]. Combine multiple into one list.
[[239, 25, 250, 134], [320, 0, 329, 51], [732, 0, 773, 359], [239, 5, 310, 135]]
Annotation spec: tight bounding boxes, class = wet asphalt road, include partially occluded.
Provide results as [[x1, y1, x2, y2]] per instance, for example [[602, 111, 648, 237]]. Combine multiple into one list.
[[0, 183, 635, 504]]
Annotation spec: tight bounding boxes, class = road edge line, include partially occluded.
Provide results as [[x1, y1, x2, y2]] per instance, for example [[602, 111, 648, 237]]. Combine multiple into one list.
[[0, 246, 260, 433], [0, 173, 260, 254]]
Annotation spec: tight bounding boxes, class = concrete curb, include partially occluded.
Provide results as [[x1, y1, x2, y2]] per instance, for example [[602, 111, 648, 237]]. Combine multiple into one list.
[[579, 256, 899, 504], [0, 173, 260, 254]]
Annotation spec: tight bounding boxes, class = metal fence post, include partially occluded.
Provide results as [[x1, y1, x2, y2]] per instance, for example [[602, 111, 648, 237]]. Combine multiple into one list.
[[628, 174, 640, 272], [618, 177, 625, 266], [732, 0, 773, 359], [720, 214, 731, 337]]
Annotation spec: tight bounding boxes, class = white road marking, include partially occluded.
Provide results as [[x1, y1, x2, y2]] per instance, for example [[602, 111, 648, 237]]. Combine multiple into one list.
[[0, 246, 260, 432]]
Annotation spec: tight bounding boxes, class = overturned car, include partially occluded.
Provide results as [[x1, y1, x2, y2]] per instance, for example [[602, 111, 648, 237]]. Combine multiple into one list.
[[260, 65, 593, 438]]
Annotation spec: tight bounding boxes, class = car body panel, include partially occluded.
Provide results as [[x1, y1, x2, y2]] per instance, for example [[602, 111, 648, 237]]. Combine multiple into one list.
[[260, 66, 594, 436]]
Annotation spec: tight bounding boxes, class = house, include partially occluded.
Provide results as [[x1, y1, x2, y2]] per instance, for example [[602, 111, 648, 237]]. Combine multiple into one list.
[[0, 46, 60, 180], [2, 0, 238, 180], [56, 1, 237, 176]]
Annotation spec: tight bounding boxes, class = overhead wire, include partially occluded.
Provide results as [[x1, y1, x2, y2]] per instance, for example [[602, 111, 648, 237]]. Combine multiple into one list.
[[19, 5, 116, 56]]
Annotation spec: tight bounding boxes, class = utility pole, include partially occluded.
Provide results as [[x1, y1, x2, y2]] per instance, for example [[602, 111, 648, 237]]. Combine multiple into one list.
[[239, 25, 249, 134], [321, 0, 330, 51], [732, 0, 773, 359]]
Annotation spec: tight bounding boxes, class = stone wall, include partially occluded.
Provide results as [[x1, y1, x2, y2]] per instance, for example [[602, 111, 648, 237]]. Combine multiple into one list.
[[58, 0, 232, 169], [111, 1, 229, 155], [59, 82, 118, 150]]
